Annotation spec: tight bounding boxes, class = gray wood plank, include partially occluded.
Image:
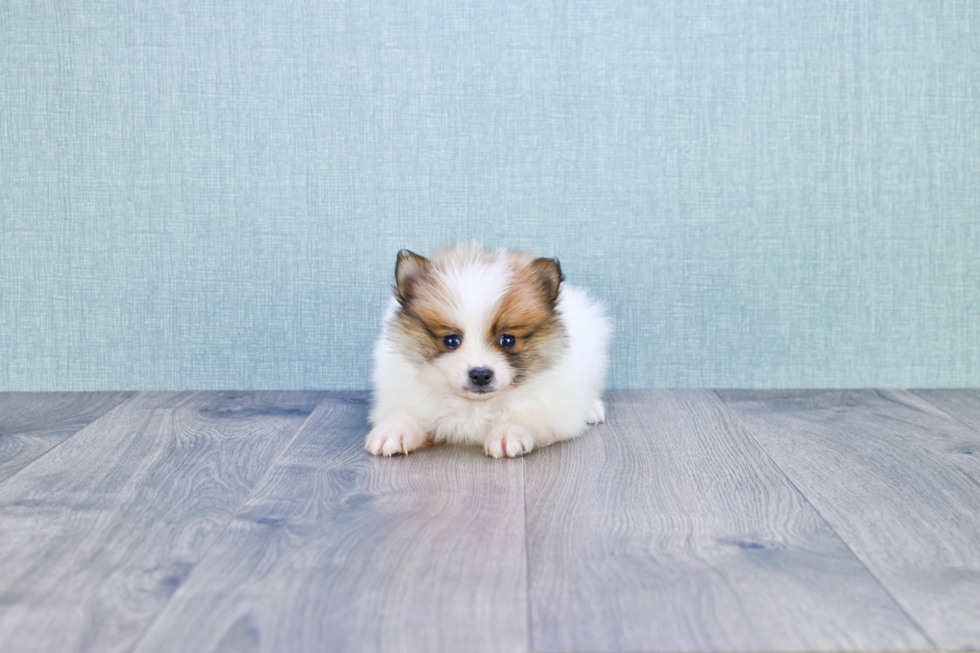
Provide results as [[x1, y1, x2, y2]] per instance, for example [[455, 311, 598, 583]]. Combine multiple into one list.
[[911, 389, 980, 433], [719, 389, 980, 651], [131, 392, 527, 653], [0, 391, 324, 653], [0, 392, 133, 483], [524, 390, 931, 653]]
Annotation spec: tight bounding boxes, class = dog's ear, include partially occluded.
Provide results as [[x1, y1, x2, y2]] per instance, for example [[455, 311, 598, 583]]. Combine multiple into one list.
[[395, 249, 431, 304], [528, 257, 563, 305]]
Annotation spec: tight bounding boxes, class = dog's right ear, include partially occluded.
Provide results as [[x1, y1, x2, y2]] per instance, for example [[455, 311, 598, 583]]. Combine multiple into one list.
[[395, 249, 431, 304]]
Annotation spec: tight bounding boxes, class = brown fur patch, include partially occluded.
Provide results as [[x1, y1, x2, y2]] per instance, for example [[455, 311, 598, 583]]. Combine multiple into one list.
[[392, 291, 459, 362], [490, 258, 568, 383], [391, 250, 461, 362]]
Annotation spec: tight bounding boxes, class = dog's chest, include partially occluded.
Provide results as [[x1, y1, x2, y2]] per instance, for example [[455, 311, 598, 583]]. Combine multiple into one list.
[[430, 400, 500, 443]]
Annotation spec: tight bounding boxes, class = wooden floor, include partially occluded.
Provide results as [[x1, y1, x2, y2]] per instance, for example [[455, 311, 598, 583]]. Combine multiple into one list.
[[0, 391, 978, 653]]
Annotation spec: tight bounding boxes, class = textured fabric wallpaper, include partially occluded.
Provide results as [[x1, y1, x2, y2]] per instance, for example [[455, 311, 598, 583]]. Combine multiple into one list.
[[2, 1, 978, 391]]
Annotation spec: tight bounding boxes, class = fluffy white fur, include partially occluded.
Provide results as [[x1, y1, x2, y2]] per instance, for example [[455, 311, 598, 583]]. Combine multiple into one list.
[[367, 246, 612, 458]]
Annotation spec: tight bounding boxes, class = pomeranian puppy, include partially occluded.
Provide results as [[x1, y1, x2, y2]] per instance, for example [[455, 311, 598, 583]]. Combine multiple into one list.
[[366, 244, 611, 458]]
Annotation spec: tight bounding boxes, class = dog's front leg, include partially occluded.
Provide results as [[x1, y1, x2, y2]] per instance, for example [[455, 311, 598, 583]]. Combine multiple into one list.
[[365, 413, 429, 457], [484, 422, 538, 458]]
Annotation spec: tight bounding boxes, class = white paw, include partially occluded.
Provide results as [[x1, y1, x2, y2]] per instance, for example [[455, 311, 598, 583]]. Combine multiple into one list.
[[365, 420, 428, 457], [484, 424, 535, 458], [585, 399, 606, 425]]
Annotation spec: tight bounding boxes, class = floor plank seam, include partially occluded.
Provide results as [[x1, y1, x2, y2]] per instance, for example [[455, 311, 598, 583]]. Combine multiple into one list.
[[123, 391, 328, 653], [908, 390, 980, 437], [712, 390, 940, 651], [0, 391, 135, 489], [522, 455, 534, 653]]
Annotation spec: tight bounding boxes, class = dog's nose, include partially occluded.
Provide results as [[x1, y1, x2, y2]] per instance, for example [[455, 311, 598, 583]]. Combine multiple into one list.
[[468, 367, 494, 387]]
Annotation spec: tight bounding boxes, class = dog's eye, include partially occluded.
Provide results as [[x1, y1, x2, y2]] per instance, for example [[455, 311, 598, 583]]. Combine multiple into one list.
[[499, 334, 517, 349], [443, 334, 461, 350]]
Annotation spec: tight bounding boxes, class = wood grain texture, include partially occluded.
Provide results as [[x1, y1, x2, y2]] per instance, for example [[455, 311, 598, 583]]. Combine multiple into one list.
[[719, 389, 980, 651], [524, 390, 930, 653], [0, 392, 132, 483], [132, 392, 528, 653], [911, 389, 980, 433], [0, 391, 324, 653]]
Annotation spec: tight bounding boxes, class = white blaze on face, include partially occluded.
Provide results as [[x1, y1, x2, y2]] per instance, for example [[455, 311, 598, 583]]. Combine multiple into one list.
[[432, 253, 516, 397]]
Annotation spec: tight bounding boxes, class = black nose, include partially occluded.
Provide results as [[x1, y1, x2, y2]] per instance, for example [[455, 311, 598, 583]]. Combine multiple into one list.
[[468, 367, 494, 387]]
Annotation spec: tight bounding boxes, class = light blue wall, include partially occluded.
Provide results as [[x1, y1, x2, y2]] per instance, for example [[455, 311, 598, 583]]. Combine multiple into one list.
[[2, 0, 978, 391]]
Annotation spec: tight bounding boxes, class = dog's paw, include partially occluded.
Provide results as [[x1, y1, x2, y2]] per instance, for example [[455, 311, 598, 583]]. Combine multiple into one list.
[[365, 420, 427, 457], [585, 399, 606, 425], [485, 424, 535, 459]]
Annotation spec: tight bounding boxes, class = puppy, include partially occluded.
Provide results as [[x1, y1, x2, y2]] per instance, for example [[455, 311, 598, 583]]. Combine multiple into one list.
[[366, 244, 611, 458]]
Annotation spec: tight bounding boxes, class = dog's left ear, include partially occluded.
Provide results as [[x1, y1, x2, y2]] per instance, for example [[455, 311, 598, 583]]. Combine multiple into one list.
[[528, 257, 563, 305], [395, 249, 431, 304]]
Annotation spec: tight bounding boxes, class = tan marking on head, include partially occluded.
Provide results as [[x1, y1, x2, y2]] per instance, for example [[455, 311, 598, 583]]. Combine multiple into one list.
[[392, 294, 459, 362], [492, 281, 552, 342], [488, 255, 568, 382], [396, 242, 504, 336], [392, 249, 463, 361]]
